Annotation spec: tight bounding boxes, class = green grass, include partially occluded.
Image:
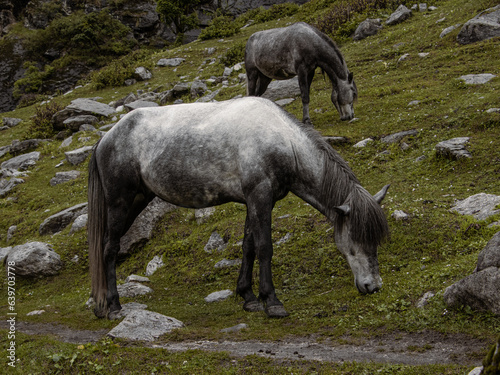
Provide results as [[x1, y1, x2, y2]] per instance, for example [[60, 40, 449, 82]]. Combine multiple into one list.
[[1, 0, 499, 373]]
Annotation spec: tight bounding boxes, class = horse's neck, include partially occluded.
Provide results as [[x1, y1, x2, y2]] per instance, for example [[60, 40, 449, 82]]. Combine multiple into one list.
[[317, 47, 348, 82]]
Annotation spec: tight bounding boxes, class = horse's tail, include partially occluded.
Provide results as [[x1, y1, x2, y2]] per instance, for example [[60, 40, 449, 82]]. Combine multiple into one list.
[[87, 141, 107, 317]]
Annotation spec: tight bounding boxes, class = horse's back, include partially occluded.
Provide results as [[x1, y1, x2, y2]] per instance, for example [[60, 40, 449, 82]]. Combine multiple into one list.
[[96, 98, 310, 208]]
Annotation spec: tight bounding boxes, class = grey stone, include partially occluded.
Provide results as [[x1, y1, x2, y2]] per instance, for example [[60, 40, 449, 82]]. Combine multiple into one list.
[[220, 323, 248, 333], [134, 67, 152, 81], [262, 77, 301, 101], [435, 137, 471, 159], [195, 207, 215, 224], [109, 302, 148, 320], [107, 310, 184, 341], [9, 139, 45, 155], [190, 80, 208, 98], [39, 202, 88, 235], [443, 266, 500, 315], [324, 136, 349, 145], [459, 73, 496, 85], [0, 177, 24, 196], [69, 214, 88, 234], [62, 115, 99, 132], [0, 246, 12, 262], [204, 231, 227, 253], [416, 291, 435, 308], [120, 197, 177, 256], [275, 98, 295, 106], [53, 98, 115, 129], [7, 225, 16, 242], [214, 258, 242, 268], [276, 232, 293, 246], [204, 289, 233, 303], [157, 58, 185, 67], [386, 5, 412, 26], [196, 89, 220, 103], [381, 129, 418, 144], [145, 255, 164, 276], [50, 170, 81, 186], [64, 145, 93, 165], [450, 193, 500, 220], [1, 151, 40, 171], [440, 24, 461, 38], [392, 210, 409, 221], [117, 282, 153, 298], [353, 138, 374, 148], [457, 5, 500, 44], [476, 231, 500, 272], [2, 117, 22, 127], [353, 18, 382, 40], [125, 274, 150, 283], [124, 100, 159, 111], [6, 242, 62, 277]]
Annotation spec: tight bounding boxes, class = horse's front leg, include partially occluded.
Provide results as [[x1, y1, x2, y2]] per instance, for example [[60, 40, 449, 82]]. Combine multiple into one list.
[[246, 191, 288, 318], [297, 69, 315, 125], [236, 216, 264, 312]]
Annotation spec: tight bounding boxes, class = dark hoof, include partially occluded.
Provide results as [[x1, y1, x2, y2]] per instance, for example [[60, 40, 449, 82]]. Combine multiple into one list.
[[107, 308, 123, 320], [265, 304, 289, 318], [94, 306, 107, 319], [243, 300, 265, 312]]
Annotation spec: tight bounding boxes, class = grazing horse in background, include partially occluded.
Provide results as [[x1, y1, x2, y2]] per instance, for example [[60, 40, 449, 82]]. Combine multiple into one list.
[[88, 97, 389, 319], [245, 22, 357, 125]]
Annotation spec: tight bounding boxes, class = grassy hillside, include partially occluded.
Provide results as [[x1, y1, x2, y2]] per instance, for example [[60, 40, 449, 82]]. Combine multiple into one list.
[[1, 0, 499, 373]]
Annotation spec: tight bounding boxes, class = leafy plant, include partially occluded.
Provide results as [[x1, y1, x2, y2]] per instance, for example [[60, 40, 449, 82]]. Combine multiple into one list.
[[219, 42, 245, 67], [24, 101, 63, 140]]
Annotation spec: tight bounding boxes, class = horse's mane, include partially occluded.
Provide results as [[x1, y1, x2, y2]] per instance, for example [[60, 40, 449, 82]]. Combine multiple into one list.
[[278, 105, 389, 247]]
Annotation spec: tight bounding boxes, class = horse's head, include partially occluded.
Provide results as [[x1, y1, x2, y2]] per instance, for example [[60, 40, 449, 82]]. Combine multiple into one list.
[[332, 185, 389, 294], [331, 72, 357, 121]]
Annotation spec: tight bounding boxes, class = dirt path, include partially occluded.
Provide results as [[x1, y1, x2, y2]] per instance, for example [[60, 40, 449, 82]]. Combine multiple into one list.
[[0, 320, 486, 366]]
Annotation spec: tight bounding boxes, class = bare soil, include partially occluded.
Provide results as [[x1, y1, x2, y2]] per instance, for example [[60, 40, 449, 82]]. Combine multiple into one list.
[[0, 320, 487, 366]]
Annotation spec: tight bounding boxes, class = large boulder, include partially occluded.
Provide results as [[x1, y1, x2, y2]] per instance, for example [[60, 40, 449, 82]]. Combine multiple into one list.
[[353, 18, 383, 40], [450, 193, 500, 221], [1, 151, 40, 171], [386, 5, 412, 26], [6, 242, 63, 277], [457, 5, 500, 45], [262, 77, 301, 101], [107, 310, 184, 341], [52, 99, 115, 130], [444, 232, 500, 315], [39, 202, 88, 235]]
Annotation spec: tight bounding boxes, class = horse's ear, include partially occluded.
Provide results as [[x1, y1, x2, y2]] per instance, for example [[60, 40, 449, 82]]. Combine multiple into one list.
[[348, 72, 354, 83], [333, 205, 350, 216], [373, 184, 390, 204]]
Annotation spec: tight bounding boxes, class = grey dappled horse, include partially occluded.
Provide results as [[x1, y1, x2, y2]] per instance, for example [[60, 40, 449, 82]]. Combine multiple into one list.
[[88, 97, 388, 319], [245, 22, 357, 125]]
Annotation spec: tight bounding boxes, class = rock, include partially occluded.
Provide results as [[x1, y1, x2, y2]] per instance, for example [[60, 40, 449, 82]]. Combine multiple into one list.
[[275, 98, 295, 106], [204, 289, 233, 303], [353, 138, 374, 148], [450, 193, 500, 220], [435, 137, 471, 159], [145, 255, 164, 276], [49, 170, 81, 186], [276, 232, 293, 245], [1, 151, 40, 171], [220, 323, 248, 333], [7, 225, 16, 242], [9, 139, 45, 155], [386, 5, 412, 26], [157, 58, 185, 67], [117, 282, 153, 298], [119, 197, 177, 256], [353, 18, 382, 40], [416, 291, 435, 308], [486, 108, 500, 114], [69, 214, 87, 234], [443, 266, 500, 315], [190, 80, 208, 98], [440, 24, 461, 38], [195, 207, 215, 224], [62, 115, 99, 132], [392, 210, 409, 221], [52, 98, 115, 130], [204, 231, 227, 253], [0, 246, 12, 262], [27, 310, 45, 316], [324, 136, 349, 145], [468, 367, 483, 375], [125, 274, 150, 283], [0, 177, 24, 196], [107, 310, 184, 341], [459, 73, 496, 85], [39, 202, 88, 235], [134, 67, 152, 81], [108, 302, 148, 320], [381, 129, 418, 144], [196, 89, 220, 103], [124, 100, 159, 111], [64, 145, 93, 165], [262, 77, 301, 101], [457, 5, 500, 45], [418, 3, 427, 12], [223, 67, 233, 77], [171, 83, 190, 98], [2, 117, 22, 127], [214, 258, 242, 268], [6, 242, 62, 277], [476, 232, 500, 272]]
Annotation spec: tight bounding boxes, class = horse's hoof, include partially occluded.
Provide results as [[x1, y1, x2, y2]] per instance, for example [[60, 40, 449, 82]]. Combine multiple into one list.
[[107, 308, 123, 320], [94, 307, 107, 319], [265, 304, 289, 318], [243, 300, 265, 312]]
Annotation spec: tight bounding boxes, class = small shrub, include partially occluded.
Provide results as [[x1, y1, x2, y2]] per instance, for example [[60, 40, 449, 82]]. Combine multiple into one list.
[[220, 42, 245, 67], [13, 62, 54, 100], [199, 15, 239, 40], [253, 3, 300, 23], [25, 102, 63, 140]]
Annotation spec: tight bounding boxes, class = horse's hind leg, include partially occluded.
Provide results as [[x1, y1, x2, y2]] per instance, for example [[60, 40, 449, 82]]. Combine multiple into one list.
[[237, 215, 264, 312], [298, 68, 316, 125], [255, 73, 272, 97]]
